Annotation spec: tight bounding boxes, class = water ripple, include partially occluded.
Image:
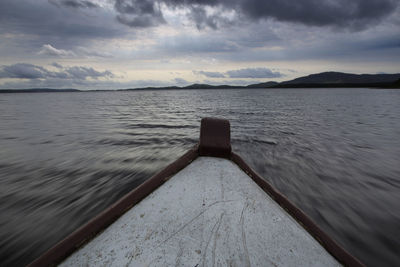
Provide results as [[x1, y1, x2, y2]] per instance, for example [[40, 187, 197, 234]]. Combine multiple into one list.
[[0, 89, 399, 266]]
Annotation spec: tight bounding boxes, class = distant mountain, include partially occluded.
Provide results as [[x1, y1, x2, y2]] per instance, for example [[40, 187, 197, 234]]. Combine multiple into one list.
[[183, 84, 242, 89], [123, 86, 181, 91], [0, 88, 80, 93], [123, 82, 278, 90], [1, 72, 399, 92], [384, 78, 400, 88], [123, 84, 245, 90], [280, 72, 400, 85], [246, 81, 278, 88]]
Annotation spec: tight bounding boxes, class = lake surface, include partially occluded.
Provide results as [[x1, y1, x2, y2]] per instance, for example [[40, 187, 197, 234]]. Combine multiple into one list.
[[0, 88, 399, 266]]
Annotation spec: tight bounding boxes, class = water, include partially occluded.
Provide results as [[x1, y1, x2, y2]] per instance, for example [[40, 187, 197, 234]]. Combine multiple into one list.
[[0, 88, 399, 266]]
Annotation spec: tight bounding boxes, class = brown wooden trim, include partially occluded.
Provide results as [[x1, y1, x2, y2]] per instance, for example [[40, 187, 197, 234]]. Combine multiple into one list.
[[28, 146, 199, 267], [199, 117, 231, 158], [230, 152, 365, 267]]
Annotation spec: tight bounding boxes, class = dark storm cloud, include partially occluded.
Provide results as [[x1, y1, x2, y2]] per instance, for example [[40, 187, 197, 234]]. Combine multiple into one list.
[[114, 0, 399, 30], [188, 6, 220, 30], [1, 0, 397, 56], [113, 0, 226, 29], [0, 0, 124, 49], [114, 0, 165, 27], [0, 63, 114, 80], [49, 0, 99, 9], [235, 0, 398, 29]]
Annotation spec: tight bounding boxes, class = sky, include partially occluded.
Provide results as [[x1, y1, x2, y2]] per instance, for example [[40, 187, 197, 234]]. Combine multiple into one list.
[[0, 0, 399, 89]]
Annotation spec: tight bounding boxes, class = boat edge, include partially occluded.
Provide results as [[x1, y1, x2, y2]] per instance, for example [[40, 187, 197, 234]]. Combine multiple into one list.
[[230, 152, 364, 267], [28, 117, 365, 267], [28, 146, 199, 267]]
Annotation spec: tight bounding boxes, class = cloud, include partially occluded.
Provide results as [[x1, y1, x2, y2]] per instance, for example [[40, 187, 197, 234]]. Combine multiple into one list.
[[0, 63, 114, 80], [194, 68, 284, 79], [201, 79, 254, 86], [193, 70, 226, 78], [123, 79, 172, 88], [38, 44, 112, 58], [226, 67, 284, 78], [1, 0, 399, 90], [113, 0, 399, 30], [189, 6, 217, 30], [65, 66, 114, 80], [0, 63, 49, 79], [49, 0, 98, 9], [0, 0, 125, 49], [2, 0, 398, 65], [173, 77, 189, 85], [114, 0, 165, 27], [75, 47, 113, 58], [38, 44, 76, 57], [158, 35, 239, 54], [187, 5, 235, 30], [51, 62, 63, 69], [235, 0, 398, 29]]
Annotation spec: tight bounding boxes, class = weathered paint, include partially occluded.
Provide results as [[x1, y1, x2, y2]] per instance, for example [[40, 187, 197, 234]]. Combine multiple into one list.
[[61, 157, 340, 266]]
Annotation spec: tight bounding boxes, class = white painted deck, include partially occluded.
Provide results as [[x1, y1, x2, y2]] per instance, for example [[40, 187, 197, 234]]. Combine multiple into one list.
[[61, 157, 340, 267]]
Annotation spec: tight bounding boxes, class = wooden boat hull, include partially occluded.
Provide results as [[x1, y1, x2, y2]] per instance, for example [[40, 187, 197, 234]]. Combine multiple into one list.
[[61, 157, 340, 266], [29, 118, 363, 267]]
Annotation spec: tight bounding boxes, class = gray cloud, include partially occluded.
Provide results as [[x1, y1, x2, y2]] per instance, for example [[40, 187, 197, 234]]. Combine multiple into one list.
[[49, 0, 98, 9], [226, 67, 284, 78], [52, 62, 63, 69], [38, 44, 112, 58], [1, 0, 399, 91], [0, 64, 50, 79], [194, 68, 284, 79], [189, 6, 216, 30], [1, 0, 398, 62], [235, 0, 398, 29], [38, 44, 76, 57], [193, 70, 226, 78], [65, 66, 114, 79], [188, 6, 230, 30], [75, 47, 113, 58], [173, 77, 189, 85], [114, 0, 165, 27], [201, 79, 256, 86], [0, 63, 114, 80], [113, 0, 399, 30], [158, 35, 239, 54], [0, 0, 125, 50]]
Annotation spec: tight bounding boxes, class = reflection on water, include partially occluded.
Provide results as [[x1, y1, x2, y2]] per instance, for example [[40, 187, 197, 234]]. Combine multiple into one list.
[[0, 89, 399, 266]]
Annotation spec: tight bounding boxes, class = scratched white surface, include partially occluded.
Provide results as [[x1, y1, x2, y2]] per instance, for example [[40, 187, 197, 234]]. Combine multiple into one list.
[[60, 157, 340, 267]]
